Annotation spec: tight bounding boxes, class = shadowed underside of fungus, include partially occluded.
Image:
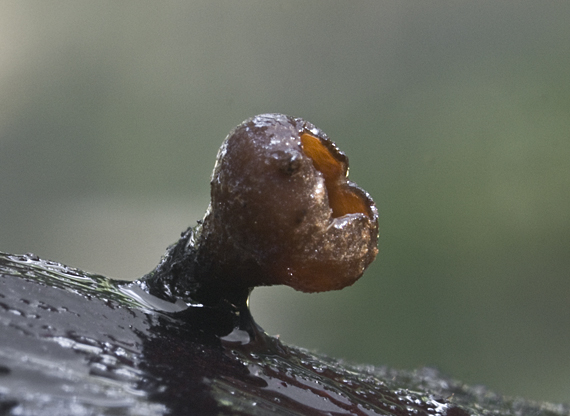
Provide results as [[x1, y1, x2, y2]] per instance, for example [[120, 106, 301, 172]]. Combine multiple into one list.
[[0, 114, 567, 415]]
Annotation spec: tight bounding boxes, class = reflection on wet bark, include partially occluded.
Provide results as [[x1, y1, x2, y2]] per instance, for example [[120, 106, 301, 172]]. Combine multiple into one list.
[[1, 252, 566, 415]]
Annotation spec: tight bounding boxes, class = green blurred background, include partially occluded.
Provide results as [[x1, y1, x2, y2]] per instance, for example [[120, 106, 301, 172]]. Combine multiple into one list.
[[1, 1, 569, 404]]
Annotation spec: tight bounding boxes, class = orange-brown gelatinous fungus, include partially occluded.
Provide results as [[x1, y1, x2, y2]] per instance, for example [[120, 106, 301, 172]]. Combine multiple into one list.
[[195, 114, 378, 293], [300, 133, 370, 218]]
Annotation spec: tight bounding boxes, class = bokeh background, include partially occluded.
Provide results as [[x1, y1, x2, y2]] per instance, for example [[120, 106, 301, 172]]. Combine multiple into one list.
[[1, 1, 569, 404]]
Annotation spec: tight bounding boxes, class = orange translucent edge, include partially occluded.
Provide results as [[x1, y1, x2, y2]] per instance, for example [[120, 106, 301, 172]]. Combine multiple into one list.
[[300, 133, 369, 218]]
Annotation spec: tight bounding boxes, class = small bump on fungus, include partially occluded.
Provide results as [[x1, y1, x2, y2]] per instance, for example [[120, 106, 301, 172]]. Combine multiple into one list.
[[195, 113, 378, 293]]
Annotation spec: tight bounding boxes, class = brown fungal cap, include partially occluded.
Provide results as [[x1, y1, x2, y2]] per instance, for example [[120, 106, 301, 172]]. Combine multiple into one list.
[[196, 114, 378, 293]]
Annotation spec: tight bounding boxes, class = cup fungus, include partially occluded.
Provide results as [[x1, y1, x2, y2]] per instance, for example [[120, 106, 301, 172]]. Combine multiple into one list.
[[194, 113, 378, 293]]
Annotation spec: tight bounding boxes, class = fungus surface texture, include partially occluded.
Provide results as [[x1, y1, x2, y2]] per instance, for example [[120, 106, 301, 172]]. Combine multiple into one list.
[[195, 113, 378, 294]]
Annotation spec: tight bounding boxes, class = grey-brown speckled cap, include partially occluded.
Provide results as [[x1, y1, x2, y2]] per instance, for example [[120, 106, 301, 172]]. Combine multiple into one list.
[[196, 114, 378, 292]]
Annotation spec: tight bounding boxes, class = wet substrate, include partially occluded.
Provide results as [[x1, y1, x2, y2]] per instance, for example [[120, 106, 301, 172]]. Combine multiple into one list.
[[0, 252, 566, 416]]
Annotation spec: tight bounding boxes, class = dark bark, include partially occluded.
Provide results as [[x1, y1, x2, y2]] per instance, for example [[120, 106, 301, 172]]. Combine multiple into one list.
[[0, 251, 566, 416]]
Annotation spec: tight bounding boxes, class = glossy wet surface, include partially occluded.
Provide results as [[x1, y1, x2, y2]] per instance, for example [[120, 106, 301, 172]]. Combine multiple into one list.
[[0, 253, 566, 415]]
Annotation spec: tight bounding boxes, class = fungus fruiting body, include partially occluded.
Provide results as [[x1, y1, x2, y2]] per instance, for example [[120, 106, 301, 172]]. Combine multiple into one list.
[[194, 113, 378, 293]]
